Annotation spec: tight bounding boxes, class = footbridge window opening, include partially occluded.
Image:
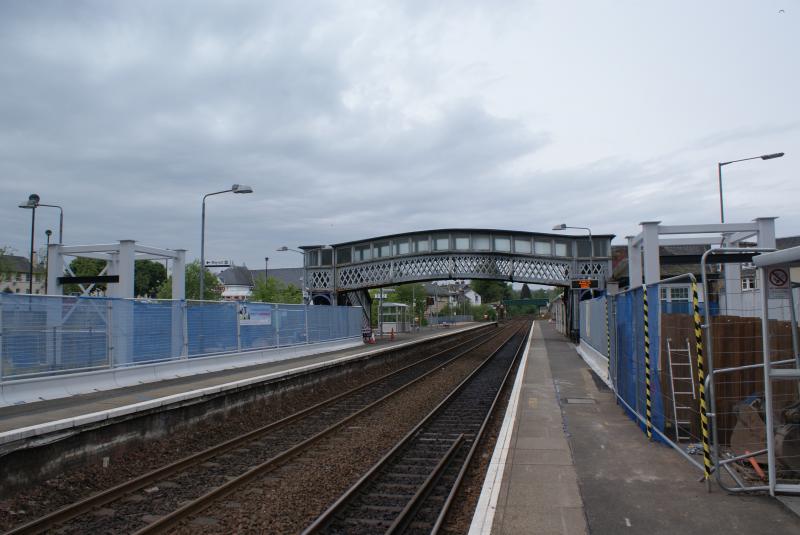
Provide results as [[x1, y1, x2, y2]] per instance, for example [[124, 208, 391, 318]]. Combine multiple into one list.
[[555, 241, 569, 257], [414, 237, 430, 253], [494, 236, 511, 252], [375, 241, 391, 258], [473, 234, 491, 251], [454, 234, 470, 250], [336, 247, 351, 264], [304, 248, 333, 267], [434, 235, 450, 251], [534, 240, 552, 255], [394, 239, 410, 256], [355, 244, 371, 262], [514, 238, 532, 254]]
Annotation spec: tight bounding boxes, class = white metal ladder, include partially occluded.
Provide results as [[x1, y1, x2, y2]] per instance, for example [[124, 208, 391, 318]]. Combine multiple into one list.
[[667, 337, 697, 442]]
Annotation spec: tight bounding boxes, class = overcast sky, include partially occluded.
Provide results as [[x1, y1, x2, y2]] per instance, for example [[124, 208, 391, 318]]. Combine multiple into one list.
[[1, 0, 798, 269]]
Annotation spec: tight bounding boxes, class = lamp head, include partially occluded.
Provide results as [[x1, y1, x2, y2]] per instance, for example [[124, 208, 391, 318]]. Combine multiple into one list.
[[45, 229, 52, 237], [19, 193, 40, 209], [231, 184, 253, 194], [761, 152, 785, 160], [277, 246, 288, 251], [552, 223, 567, 231]]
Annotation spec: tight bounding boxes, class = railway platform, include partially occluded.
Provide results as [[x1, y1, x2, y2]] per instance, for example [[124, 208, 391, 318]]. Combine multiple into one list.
[[472, 321, 799, 534], [0, 323, 482, 444]]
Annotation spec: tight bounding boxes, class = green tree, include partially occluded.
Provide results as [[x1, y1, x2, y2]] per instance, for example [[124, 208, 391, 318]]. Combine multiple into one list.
[[520, 284, 532, 299], [470, 280, 513, 303], [134, 260, 167, 297], [157, 260, 222, 300], [251, 276, 302, 304], [63, 257, 107, 294]]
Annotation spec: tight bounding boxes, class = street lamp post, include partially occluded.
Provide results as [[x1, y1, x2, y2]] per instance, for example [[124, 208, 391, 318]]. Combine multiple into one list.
[[38, 203, 64, 243], [552, 223, 594, 269], [717, 152, 784, 223], [264, 257, 269, 282], [44, 230, 52, 294], [277, 246, 308, 303], [553, 223, 594, 342], [18, 194, 40, 294], [200, 184, 253, 300]]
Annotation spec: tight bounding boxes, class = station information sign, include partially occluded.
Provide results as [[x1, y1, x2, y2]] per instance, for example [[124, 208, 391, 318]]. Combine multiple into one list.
[[570, 279, 598, 289]]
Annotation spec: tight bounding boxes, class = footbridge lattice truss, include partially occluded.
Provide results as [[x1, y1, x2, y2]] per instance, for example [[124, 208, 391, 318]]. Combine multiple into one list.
[[301, 229, 613, 294]]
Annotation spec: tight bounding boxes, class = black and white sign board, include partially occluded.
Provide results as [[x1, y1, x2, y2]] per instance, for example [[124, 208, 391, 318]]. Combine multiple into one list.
[[766, 265, 791, 299]]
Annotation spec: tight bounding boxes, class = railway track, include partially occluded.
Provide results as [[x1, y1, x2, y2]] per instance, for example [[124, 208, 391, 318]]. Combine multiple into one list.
[[303, 321, 529, 534], [5, 323, 512, 535]]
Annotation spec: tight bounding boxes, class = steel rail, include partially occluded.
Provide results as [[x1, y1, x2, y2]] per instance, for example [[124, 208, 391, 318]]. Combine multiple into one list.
[[5, 325, 501, 535], [302, 321, 529, 534], [429, 321, 530, 534], [133, 324, 520, 535], [386, 434, 466, 535]]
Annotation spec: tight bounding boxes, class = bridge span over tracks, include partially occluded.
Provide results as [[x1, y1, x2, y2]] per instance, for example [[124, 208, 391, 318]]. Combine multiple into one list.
[[301, 229, 614, 317]]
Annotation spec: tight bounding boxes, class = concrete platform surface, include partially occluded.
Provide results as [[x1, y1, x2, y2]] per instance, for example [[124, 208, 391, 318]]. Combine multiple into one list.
[[0, 323, 480, 437], [485, 321, 799, 534]]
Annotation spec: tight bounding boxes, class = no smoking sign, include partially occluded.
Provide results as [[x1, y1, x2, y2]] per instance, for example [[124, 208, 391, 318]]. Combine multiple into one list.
[[767, 265, 790, 298]]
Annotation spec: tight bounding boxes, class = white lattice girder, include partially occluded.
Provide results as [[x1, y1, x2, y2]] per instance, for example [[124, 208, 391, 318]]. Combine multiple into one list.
[[306, 254, 607, 291]]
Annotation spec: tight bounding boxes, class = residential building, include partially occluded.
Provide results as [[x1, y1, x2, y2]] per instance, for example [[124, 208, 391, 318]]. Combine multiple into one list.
[[217, 265, 305, 301], [0, 255, 46, 295]]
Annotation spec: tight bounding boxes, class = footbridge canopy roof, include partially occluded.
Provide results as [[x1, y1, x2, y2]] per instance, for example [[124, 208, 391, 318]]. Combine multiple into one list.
[[301, 228, 614, 293]]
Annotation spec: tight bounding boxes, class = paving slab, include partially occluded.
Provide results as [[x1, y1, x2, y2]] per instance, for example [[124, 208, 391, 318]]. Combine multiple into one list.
[[487, 322, 588, 535], [542, 321, 800, 535]]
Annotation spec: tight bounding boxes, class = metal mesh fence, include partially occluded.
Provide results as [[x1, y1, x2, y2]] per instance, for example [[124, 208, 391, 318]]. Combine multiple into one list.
[[427, 315, 472, 324], [613, 285, 667, 440], [766, 287, 800, 483], [1, 294, 362, 380], [580, 295, 608, 356], [658, 286, 706, 452]]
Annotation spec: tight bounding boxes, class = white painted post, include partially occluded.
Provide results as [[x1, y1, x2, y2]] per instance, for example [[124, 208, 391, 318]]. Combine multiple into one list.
[[236, 302, 242, 352], [117, 240, 136, 299], [47, 243, 63, 296], [172, 249, 186, 300], [641, 221, 662, 286], [171, 249, 187, 359], [755, 217, 777, 249], [45, 243, 63, 369], [627, 235, 643, 289], [112, 240, 136, 365], [304, 303, 309, 344]]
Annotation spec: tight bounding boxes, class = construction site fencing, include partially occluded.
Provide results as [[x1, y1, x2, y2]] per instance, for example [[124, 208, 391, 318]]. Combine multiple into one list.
[[611, 285, 668, 441], [699, 251, 800, 492], [427, 315, 472, 325], [0, 293, 362, 381], [577, 253, 800, 491]]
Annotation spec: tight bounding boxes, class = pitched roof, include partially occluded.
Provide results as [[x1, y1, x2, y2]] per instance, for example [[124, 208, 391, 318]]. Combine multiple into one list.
[[250, 267, 305, 288], [0, 254, 42, 273], [218, 266, 254, 286]]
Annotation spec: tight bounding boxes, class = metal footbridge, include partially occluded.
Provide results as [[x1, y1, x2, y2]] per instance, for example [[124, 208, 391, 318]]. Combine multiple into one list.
[[301, 228, 613, 312]]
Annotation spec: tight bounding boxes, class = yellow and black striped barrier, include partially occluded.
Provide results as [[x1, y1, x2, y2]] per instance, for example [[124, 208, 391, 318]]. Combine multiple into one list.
[[643, 285, 652, 440], [605, 297, 611, 386], [692, 281, 712, 480]]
